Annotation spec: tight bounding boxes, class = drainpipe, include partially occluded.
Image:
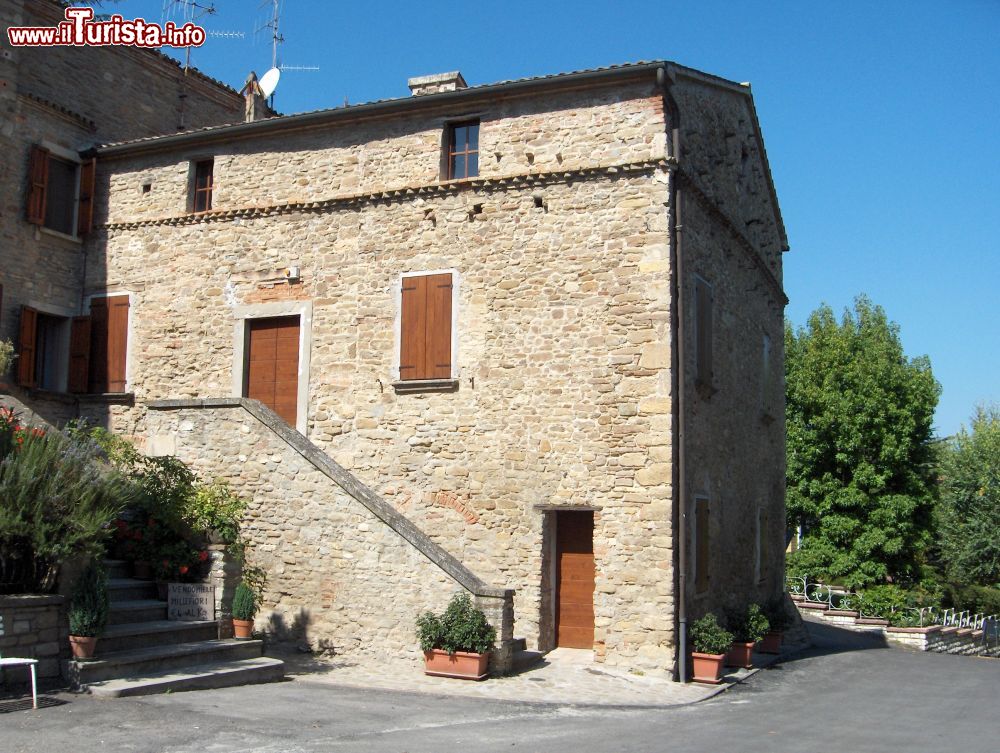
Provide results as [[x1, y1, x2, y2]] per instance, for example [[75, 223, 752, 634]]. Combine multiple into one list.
[[659, 64, 689, 683]]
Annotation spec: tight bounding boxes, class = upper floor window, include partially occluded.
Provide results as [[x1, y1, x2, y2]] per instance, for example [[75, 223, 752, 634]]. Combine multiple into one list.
[[192, 158, 214, 212], [25, 145, 95, 237], [447, 121, 479, 180], [399, 272, 454, 381]]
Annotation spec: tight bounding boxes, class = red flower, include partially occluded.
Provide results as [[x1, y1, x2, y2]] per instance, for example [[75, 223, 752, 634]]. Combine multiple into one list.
[[162, 559, 170, 568], [198, 551, 209, 562], [178, 565, 189, 575]]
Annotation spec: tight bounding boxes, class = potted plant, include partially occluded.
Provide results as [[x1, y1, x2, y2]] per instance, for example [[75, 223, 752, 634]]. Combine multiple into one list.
[[68, 564, 109, 660], [725, 603, 769, 668], [416, 592, 496, 680], [759, 597, 791, 654], [231, 580, 258, 639], [689, 612, 733, 684]]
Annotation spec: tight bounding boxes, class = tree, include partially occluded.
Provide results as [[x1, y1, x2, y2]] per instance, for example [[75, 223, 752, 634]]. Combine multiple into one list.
[[936, 405, 1000, 586], [785, 296, 940, 588]]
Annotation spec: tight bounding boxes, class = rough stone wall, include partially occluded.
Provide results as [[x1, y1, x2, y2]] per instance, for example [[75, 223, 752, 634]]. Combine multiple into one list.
[[0, 595, 67, 681], [0, 0, 243, 420], [87, 83, 681, 674], [671, 75, 786, 277], [676, 102, 786, 621], [145, 403, 511, 669]]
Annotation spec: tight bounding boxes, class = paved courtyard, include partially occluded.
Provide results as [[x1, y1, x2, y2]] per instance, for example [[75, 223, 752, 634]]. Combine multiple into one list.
[[2, 621, 997, 753]]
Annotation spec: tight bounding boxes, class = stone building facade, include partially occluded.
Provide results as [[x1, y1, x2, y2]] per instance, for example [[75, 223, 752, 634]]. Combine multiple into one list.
[[8, 55, 789, 677], [0, 0, 243, 423]]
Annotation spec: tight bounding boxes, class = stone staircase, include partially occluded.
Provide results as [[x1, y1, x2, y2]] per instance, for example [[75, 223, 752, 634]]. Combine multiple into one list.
[[67, 560, 285, 697]]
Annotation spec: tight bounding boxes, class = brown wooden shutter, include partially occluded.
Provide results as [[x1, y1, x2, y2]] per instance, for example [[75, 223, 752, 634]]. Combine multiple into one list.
[[399, 273, 452, 381], [426, 273, 452, 379], [17, 306, 38, 388], [399, 275, 426, 380], [695, 498, 710, 593], [88, 296, 108, 392], [77, 157, 96, 236], [105, 295, 129, 392], [26, 145, 49, 225], [68, 316, 92, 393]]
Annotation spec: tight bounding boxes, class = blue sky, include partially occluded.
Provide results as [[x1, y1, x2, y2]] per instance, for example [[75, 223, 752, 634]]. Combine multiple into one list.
[[113, 1, 998, 437]]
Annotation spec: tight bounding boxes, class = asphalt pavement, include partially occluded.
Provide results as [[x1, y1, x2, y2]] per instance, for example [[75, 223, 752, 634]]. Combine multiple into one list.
[[2, 620, 997, 753]]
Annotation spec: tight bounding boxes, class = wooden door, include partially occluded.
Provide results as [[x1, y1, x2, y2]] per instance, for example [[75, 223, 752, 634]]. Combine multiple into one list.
[[245, 316, 300, 426], [556, 511, 595, 649]]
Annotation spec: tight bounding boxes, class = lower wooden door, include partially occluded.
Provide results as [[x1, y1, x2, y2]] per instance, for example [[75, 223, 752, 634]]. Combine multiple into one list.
[[556, 510, 595, 649]]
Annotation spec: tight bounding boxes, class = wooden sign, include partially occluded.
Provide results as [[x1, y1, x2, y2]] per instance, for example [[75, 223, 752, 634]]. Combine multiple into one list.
[[168, 583, 215, 621]]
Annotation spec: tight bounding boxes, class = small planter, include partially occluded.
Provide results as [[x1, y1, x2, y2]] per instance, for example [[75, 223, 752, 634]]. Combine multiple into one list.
[[758, 631, 783, 654], [726, 641, 755, 668], [232, 618, 254, 639], [69, 635, 98, 660], [691, 651, 726, 684], [423, 649, 490, 680]]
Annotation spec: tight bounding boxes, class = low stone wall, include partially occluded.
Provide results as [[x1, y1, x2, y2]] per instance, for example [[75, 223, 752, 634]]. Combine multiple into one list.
[[147, 398, 516, 674], [0, 595, 67, 682]]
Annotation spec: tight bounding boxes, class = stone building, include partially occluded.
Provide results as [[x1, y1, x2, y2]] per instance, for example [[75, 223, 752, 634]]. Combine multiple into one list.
[[7, 54, 789, 678], [0, 0, 243, 424]]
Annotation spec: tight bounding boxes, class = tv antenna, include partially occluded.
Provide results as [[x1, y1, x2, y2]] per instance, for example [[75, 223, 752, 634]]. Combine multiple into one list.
[[254, 1, 319, 107]]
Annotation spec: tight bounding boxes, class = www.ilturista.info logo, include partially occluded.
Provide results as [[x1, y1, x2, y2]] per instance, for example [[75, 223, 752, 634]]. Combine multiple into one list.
[[7, 6, 206, 48]]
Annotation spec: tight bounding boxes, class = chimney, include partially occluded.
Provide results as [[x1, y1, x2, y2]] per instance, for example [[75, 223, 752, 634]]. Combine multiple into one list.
[[407, 71, 468, 96], [240, 71, 274, 122]]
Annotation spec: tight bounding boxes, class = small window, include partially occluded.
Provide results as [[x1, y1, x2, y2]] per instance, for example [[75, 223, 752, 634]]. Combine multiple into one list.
[[694, 496, 710, 594], [447, 121, 479, 180], [25, 145, 96, 236], [399, 272, 453, 381], [192, 159, 214, 212], [694, 276, 713, 387]]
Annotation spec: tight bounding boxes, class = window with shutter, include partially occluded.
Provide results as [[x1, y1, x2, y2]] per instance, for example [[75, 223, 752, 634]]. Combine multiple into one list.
[[77, 157, 96, 236], [68, 317, 91, 394], [25, 145, 92, 236], [88, 295, 129, 393], [446, 121, 479, 180], [399, 272, 453, 381]]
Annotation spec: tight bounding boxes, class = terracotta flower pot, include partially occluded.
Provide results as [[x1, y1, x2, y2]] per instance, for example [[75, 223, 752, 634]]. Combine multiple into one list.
[[423, 649, 490, 680], [233, 618, 254, 639], [691, 651, 726, 684], [69, 635, 98, 660], [758, 631, 783, 654], [726, 641, 755, 668]]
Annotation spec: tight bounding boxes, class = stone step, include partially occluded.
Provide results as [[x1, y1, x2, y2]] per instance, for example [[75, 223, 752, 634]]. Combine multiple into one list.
[[85, 657, 285, 698], [99, 620, 219, 653], [103, 560, 132, 580], [107, 578, 158, 602], [108, 599, 168, 626], [511, 649, 544, 674], [68, 639, 264, 685]]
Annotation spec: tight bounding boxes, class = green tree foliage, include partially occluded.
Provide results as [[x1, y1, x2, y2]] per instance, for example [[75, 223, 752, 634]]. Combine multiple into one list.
[[936, 405, 1000, 587], [785, 297, 940, 588]]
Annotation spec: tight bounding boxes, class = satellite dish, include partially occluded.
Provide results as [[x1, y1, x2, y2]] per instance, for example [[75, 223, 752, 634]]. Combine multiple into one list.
[[259, 67, 281, 98]]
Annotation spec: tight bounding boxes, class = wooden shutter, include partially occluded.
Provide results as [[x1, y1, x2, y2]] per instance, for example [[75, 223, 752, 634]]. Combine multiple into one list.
[[26, 145, 49, 225], [68, 316, 91, 394], [88, 295, 129, 393], [695, 277, 713, 385], [695, 498, 710, 593], [426, 273, 452, 379], [17, 306, 38, 387], [77, 157, 96, 236], [399, 273, 452, 381]]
